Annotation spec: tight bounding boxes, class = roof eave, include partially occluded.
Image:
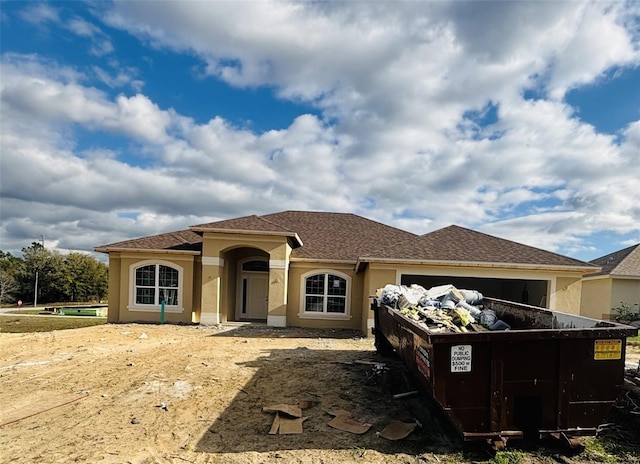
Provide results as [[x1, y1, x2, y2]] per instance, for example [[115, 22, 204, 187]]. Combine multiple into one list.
[[94, 247, 200, 255], [356, 257, 600, 274], [290, 257, 357, 265], [190, 227, 303, 248], [610, 273, 640, 279]]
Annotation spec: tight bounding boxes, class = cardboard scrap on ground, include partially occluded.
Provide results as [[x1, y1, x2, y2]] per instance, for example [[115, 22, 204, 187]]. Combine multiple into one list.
[[263, 403, 304, 435], [326, 409, 372, 434], [379, 419, 417, 440], [263, 403, 302, 418]]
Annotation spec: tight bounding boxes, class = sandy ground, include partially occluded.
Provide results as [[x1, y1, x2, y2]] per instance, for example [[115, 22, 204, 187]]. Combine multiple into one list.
[[1, 322, 639, 464]]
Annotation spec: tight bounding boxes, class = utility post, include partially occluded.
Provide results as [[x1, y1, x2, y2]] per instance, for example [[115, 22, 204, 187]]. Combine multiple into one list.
[[33, 235, 45, 308]]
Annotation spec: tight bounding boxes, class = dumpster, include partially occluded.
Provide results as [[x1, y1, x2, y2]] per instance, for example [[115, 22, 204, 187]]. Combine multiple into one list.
[[372, 291, 638, 447]]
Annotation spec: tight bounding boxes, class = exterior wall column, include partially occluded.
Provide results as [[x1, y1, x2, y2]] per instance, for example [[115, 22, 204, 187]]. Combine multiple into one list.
[[361, 264, 397, 337], [200, 256, 224, 325], [267, 258, 288, 327], [107, 253, 122, 323]]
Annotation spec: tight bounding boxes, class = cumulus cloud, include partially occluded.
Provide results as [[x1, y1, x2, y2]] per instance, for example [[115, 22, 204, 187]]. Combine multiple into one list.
[[1, 1, 639, 260]]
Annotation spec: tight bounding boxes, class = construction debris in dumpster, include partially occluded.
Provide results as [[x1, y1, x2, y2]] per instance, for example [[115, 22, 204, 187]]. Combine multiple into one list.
[[377, 284, 510, 333]]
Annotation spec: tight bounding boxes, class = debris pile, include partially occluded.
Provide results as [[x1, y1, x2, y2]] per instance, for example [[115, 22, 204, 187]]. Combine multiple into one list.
[[377, 283, 510, 333]]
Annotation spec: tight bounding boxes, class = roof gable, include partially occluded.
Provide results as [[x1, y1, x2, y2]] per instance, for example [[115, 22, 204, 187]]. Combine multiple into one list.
[[589, 243, 640, 277]]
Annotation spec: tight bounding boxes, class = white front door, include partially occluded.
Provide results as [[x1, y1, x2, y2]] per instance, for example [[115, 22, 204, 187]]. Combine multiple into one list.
[[241, 273, 268, 320]]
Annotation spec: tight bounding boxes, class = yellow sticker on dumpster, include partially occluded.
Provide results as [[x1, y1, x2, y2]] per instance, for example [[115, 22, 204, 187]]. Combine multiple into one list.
[[594, 339, 622, 360]]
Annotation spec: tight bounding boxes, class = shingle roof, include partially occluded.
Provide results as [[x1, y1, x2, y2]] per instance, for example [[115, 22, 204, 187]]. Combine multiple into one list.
[[359, 225, 597, 269], [95, 211, 597, 271], [191, 215, 295, 234], [95, 230, 202, 252], [587, 244, 640, 277], [260, 211, 417, 260]]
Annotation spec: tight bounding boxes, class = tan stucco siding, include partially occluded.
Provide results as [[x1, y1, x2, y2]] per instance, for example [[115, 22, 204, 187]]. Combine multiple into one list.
[[580, 277, 613, 320], [553, 276, 582, 315], [192, 257, 202, 323], [200, 233, 292, 325], [362, 263, 584, 322], [203, 233, 289, 258], [361, 264, 398, 335], [113, 252, 195, 324], [200, 261, 222, 324], [287, 262, 363, 330], [106, 254, 122, 323], [611, 278, 640, 316]]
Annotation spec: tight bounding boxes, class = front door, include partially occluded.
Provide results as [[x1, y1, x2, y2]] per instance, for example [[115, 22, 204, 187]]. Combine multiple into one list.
[[241, 273, 268, 320]]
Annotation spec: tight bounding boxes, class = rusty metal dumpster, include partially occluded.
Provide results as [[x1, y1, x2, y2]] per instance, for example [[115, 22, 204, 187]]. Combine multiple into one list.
[[373, 297, 638, 446]]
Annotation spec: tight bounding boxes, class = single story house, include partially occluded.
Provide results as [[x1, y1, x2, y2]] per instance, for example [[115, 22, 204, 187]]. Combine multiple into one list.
[[95, 210, 599, 334], [581, 243, 640, 321]]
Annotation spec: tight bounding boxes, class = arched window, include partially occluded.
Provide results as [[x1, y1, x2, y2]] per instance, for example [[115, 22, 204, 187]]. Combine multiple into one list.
[[241, 260, 269, 272], [300, 270, 350, 318], [132, 263, 180, 307]]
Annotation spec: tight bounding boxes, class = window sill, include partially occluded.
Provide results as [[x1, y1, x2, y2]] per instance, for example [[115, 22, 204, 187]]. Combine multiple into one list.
[[297, 312, 351, 321], [127, 305, 184, 313]]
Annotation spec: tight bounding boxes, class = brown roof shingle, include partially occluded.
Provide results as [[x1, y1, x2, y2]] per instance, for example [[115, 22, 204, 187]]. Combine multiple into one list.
[[95, 229, 202, 252], [261, 211, 417, 260], [588, 244, 640, 277], [361, 225, 597, 268], [191, 215, 295, 234]]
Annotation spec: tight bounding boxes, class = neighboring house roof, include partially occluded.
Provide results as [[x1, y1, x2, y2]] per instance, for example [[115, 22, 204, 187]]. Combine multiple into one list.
[[95, 211, 596, 272], [357, 225, 598, 271], [587, 243, 640, 277]]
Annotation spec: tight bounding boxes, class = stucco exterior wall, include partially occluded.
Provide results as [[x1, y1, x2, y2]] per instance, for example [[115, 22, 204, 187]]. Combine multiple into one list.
[[361, 263, 585, 326], [192, 257, 202, 323], [611, 277, 640, 316], [103, 236, 589, 331], [106, 254, 122, 323], [553, 276, 582, 315], [113, 252, 196, 324], [581, 277, 613, 320], [287, 262, 363, 330], [361, 264, 399, 335], [200, 232, 292, 326]]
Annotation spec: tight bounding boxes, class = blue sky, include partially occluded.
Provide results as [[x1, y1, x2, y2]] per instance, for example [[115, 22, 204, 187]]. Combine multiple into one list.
[[1, 0, 639, 262]]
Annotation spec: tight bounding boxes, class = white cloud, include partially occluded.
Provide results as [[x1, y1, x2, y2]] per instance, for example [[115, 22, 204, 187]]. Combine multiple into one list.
[[2, 1, 639, 260], [546, 3, 639, 99], [18, 3, 60, 25]]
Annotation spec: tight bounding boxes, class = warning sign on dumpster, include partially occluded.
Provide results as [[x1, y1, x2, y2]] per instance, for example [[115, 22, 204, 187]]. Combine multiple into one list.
[[594, 339, 622, 360], [451, 345, 472, 372]]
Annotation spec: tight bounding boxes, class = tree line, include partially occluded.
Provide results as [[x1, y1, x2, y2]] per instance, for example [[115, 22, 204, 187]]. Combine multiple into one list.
[[0, 242, 108, 306]]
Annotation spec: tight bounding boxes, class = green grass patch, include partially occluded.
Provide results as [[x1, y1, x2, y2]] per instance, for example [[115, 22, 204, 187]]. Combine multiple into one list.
[[0, 315, 107, 333], [489, 451, 524, 464], [627, 334, 640, 346], [581, 438, 616, 463]]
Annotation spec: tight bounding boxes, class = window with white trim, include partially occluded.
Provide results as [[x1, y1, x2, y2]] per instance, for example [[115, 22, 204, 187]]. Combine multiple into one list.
[[135, 264, 179, 306], [303, 272, 348, 315]]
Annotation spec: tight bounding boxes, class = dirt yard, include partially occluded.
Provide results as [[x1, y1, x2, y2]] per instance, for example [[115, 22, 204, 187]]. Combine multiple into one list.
[[1, 323, 639, 464]]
